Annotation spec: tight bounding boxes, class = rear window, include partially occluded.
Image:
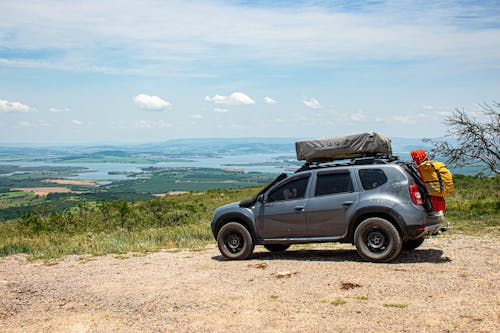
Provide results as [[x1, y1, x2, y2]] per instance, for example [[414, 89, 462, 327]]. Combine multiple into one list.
[[315, 172, 354, 196], [359, 169, 388, 190]]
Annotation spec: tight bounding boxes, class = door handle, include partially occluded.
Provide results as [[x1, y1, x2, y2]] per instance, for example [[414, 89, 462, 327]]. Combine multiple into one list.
[[342, 201, 354, 206], [294, 205, 305, 211]]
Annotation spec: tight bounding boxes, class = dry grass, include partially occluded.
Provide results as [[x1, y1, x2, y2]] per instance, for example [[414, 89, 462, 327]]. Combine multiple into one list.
[[41, 179, 97, 186], [9, 187, 76, 196]]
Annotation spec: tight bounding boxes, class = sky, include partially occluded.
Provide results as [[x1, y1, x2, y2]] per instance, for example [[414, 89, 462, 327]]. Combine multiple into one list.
[[0, 0, 499, 144]]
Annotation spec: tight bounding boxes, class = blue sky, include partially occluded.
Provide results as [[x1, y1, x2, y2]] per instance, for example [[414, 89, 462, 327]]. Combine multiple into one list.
[[1, 0, 499, 144]]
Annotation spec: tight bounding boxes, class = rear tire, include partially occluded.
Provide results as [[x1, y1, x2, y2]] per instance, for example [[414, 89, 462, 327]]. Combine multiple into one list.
[[402, 237, 425, 251], [217, 222, 254, 260], [354, 217, 402, 263], [264, 244, 291, 252]]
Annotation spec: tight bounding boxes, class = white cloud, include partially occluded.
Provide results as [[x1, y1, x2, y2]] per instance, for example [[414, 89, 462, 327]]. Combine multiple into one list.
[[137, 120, 171, 128], [18, 121, 33, 127], [133, 94, 172, 111], [205, 92, 255, 105], [303, 97, 322, 109], [391, 115, 416, 125], [17, 120, 51, 127], [0, 99, 35, 113], [0, 1, 499, 77], [190, 114, 203, 119], [213, 107, 229, 113], [264, 96, 277, 104], [71, 119, 83, 125], [350, 112, 366, 122], [49, 107, 71, 113]]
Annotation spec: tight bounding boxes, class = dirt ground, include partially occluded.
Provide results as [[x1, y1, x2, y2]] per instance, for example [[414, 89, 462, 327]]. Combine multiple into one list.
[[0, 235, 498, 332], [41, 179, 97, 186], [9, 187, 75, 196]]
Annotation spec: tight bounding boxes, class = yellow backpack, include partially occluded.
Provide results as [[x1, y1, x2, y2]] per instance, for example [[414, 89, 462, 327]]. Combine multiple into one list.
[[418, 160, 454, 196]]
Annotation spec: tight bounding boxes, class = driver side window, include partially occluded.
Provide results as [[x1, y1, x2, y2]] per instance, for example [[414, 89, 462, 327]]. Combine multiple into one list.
[[268, 177, 309, 202]]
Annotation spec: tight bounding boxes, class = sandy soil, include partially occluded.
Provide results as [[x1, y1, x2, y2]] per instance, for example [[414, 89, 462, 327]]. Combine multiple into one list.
[[9, 187, 75, 196], [0, 235, 498, 332], [42, 179, 97, 186], [152, 191, 190, 197]]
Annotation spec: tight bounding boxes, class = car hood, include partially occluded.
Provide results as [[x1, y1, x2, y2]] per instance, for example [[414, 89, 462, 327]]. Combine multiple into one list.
[[217, 201, 240, 212]]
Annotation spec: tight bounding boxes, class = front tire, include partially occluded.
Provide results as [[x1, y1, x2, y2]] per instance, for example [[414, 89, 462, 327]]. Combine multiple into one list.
[[402, 237, 425, 251], [217, 222, 254, 260], [354, 217, 402, 263], [264, 244, 291, 252]]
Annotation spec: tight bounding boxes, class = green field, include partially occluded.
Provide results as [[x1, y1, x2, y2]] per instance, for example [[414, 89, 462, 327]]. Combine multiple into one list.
[[0, 191, 35, 199]]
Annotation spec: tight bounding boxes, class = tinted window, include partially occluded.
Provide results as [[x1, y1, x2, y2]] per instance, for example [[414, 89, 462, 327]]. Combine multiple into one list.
[[359, 169, 388, 190], [315, 172, 354, 196], [268, 177, 309, 202]]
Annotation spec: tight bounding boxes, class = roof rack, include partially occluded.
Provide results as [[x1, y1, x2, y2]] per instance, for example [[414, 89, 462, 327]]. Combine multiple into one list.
[[295, 154, 399, 172]]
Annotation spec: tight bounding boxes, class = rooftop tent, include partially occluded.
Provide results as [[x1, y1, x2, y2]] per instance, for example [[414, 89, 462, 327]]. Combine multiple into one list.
[[295, 132, 392, 162]]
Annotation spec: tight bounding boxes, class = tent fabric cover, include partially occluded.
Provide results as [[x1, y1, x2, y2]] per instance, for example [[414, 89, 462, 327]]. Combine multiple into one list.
[[295, 132, 392, 162]]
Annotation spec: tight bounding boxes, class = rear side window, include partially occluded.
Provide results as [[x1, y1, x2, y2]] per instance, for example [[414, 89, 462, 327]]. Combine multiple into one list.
[[359, 169, 388, 190], [268, 177, 309, 202], [315, 172, 354, 196]]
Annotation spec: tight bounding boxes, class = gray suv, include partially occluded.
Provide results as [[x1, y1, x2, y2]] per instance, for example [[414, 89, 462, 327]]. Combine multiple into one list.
[[211, 158, 447, 262]]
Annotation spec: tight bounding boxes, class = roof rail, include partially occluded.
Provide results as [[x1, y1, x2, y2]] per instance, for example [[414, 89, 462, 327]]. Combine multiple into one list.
[[295, 154, 399, 172]]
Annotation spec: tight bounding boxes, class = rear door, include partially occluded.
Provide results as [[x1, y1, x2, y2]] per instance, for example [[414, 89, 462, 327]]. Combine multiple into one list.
[[256, 174, 311, 238], [306, 169, 359, 237]]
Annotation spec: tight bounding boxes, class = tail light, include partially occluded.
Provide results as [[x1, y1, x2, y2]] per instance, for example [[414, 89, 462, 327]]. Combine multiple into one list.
[[409, 184, 423, 205]]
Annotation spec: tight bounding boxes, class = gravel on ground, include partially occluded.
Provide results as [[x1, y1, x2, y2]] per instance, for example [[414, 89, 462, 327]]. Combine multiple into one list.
[[0, 234, 498, 332]]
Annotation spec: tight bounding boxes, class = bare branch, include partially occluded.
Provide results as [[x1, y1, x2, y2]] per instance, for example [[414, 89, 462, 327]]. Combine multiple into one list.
[[427, 102, 500, 175]]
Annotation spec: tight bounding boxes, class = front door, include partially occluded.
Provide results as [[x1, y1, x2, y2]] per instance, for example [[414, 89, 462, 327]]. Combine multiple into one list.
[[306, 170, 358, 237], [257, 176, 310, 238]]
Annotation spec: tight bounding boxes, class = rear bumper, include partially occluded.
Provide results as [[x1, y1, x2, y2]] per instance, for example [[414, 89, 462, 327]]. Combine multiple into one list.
[[406, 212, 449, 239]]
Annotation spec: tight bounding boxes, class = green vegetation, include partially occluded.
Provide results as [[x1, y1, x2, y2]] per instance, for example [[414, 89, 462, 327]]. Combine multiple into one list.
[[0, 187, 260, 259], [331, 299, 347, 306], [0, 165, 88, 192], [0, 173, 497, 260], [383, 303, 408, 308], [0, 191, 35, 199], [445, 174, 499, 234], [0, 166, 275, 221], [103, 168, 274, 193]]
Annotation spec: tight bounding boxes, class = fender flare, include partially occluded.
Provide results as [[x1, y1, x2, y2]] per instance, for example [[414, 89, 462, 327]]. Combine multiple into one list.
[[346, 206, 408, 242], [212, 212, 258, 240]]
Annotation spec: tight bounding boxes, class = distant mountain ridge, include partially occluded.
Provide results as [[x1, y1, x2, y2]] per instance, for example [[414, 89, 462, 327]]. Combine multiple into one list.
[[1, 137, 432, 159], [0, 137, 489, 176], [0, 137, 433, 156]]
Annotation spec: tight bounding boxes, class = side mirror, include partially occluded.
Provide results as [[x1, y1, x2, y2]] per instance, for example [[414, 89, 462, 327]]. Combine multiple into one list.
[[257, 194, 266, 204]]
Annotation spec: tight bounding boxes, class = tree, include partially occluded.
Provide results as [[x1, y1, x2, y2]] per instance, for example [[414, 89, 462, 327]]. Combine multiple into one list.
[[426, 102, 499, 175]]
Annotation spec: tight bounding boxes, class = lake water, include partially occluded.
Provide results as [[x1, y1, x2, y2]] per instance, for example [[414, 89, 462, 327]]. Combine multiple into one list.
[[0, 153, 293, 180]]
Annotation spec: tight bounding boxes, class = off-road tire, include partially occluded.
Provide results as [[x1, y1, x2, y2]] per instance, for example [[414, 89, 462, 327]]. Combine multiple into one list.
[[354, 217, 402, 263], [264, 244, 291, 252], [217, 222, 254, 260], [402, 237, 425, 251]]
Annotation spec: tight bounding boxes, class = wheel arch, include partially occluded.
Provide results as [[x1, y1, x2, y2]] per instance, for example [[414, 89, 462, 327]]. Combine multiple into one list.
[[347, 207, 407, 243], [213, 213, 257, 241]]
